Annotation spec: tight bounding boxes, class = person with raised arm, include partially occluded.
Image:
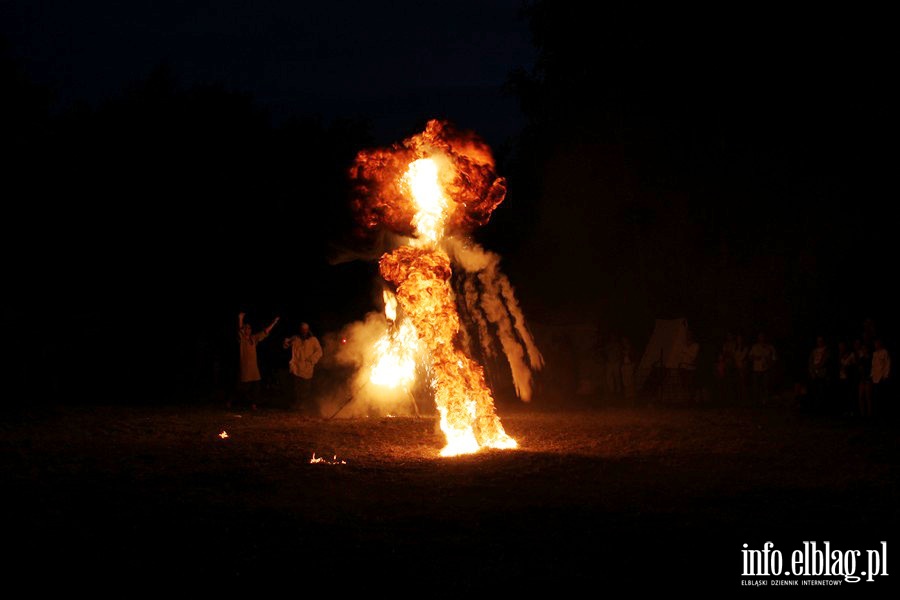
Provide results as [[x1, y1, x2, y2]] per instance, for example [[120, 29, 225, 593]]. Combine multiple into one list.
[[234, 311, 279, 409]]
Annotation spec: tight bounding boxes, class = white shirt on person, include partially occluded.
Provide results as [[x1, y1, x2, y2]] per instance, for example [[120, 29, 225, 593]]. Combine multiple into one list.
[[286, 335, 323, 379], [872, 349, 891, 384], [750, 343, 776, 373]]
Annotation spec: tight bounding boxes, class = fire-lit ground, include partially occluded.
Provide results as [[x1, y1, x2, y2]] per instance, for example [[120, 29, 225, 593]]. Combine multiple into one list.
[[3, 406, 897, 592]]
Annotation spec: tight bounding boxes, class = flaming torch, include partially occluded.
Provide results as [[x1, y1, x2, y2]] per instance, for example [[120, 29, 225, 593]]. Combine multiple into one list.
[[350, 120, 542, 456]]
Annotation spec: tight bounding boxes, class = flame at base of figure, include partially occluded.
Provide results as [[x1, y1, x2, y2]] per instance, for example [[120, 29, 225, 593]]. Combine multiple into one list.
[[380, 246, 517, 456]]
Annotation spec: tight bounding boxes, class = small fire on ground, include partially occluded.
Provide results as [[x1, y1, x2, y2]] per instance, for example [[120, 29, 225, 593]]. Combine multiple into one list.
[[310, 452, 347, 465]]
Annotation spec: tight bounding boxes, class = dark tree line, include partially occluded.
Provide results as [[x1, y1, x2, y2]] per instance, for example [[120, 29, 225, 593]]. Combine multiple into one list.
[[4, 48, 376, 403], [501, 4, 894, 376]]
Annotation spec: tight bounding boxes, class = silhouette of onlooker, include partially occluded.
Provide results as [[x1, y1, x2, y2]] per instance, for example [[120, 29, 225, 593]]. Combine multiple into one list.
[[871, 339, 891, 415], [714, 350, 728, 404], [808, 335, 830, 411], [855, 340, 873, 417], [837, 341, 857, 415], [720, 333, 736, 403], [733, 334, 749, 404], [283, 322, 323, 413], [749, 333, 776, 405], [235, 312, 279, 409], [679, 330, 700, 400]]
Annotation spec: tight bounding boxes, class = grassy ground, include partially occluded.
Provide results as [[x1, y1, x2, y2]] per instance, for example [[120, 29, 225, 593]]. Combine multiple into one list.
[[2, 404, 897, 593]]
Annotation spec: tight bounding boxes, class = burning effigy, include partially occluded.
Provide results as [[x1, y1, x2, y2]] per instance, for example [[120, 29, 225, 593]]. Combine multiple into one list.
[[337, 120, 543, 456]]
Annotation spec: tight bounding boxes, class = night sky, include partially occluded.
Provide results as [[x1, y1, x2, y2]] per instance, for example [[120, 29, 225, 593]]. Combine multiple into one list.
[[1, 0, 534, 145], [1, 3, 894, 398]]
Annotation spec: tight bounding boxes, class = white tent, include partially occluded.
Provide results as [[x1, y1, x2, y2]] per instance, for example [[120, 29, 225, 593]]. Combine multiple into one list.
[[636, 318, 689, 390]]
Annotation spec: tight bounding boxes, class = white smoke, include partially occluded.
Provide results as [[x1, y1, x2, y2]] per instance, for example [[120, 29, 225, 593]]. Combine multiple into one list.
[[499, 275, 545, 371], [318, 308, 426, 418], [445, 238, 544, 401], [463, 275, 494, 358]]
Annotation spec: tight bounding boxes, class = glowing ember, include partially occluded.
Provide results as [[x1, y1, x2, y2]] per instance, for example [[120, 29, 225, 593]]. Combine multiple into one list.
[[350, 120, 533, 456], [310, 453, 347, 465], [218, 431, 229, 439]]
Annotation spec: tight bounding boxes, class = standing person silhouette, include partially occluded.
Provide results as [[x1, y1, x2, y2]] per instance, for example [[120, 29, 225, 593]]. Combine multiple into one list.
[[871, 339, 891, 415], [235, 312, 279, 409], [733, 334, 750, 404], [283, 322, 323, 413], [749, 332, 777, 405], [856, 340, 873, 417], [808, 335, 830, 411]]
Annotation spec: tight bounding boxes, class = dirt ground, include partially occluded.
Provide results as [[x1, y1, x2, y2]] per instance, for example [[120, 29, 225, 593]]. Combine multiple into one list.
[[2, 405, 897, 593]]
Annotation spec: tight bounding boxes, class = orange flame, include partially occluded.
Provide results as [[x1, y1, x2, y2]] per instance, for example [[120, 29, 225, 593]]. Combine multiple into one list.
[[380, 247, 516, 456], [352, 120, 517, 456], [310, 453, 347, 465], [350, 120, 507, 239], [368, 289, 419, 389]]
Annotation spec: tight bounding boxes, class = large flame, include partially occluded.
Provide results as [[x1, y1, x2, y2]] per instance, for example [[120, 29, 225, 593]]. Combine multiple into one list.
[[369, 307, 419, 389], [405, 158, 448, 244], [351, 120, 530, 456], [369, 289, 419, 389], [350, 119, 507, 238], [380, 246, 517, 456]]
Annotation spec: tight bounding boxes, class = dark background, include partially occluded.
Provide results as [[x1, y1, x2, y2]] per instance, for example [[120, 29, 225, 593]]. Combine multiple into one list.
[[1, 2, 894, 403]]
